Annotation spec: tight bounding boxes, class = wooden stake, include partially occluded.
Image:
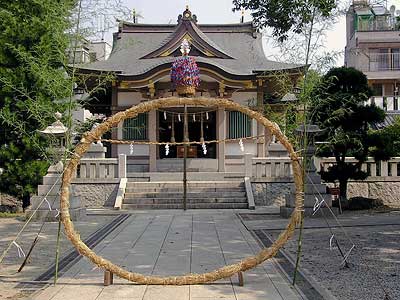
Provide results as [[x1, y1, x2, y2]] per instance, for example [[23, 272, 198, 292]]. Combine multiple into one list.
[[238, 271, 244, 286], [104, 270, 113, 286]]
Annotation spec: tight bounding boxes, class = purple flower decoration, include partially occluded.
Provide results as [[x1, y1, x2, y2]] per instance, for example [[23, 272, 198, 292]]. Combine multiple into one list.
[[170, 56, 200, 88]]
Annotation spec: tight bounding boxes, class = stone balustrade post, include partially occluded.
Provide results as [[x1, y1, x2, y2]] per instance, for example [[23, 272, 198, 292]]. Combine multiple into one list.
[[244, 153, 253, 178], [118, 154, 127, 178]]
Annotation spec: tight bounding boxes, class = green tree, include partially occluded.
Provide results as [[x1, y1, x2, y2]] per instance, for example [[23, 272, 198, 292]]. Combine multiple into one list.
[[310, 67, 386, 203], [232, 0, 336, 41], [0, 0, 74, 207], [368, 116, 400, 160]]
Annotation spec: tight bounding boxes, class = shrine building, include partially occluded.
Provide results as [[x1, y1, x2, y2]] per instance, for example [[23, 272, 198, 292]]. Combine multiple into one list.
[[77, 7, 305, 173]]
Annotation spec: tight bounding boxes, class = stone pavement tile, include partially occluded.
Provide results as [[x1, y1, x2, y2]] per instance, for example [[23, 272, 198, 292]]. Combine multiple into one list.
[[142, 285, 190, 300], [191, 297, 236, 300], [191, 263, 225, 274], [190, 284, 235, 299], [272, 281, 302, 299], [32, 285, 65, 300], [233, 282, 284, 300], [50, 284, 104, 300], [96, 284, 147, 299]]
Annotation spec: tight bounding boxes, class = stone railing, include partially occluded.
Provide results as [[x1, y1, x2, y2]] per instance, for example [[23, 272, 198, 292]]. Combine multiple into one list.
[[318, 157, 400, 180], [248, 156, 400, 182], [248, 156, 293, 182], [74, 154, 127, 181]]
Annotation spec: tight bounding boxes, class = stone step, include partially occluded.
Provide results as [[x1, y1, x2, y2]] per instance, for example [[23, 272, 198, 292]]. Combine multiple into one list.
[[122, 202, 249, 210], [126, 182, 244, 189], [125, 187, 245, 193], [124, 192, 246, 199], [127, 173, 244, 182], [304, 183, 327, 194], [123, 198, 248, 205]]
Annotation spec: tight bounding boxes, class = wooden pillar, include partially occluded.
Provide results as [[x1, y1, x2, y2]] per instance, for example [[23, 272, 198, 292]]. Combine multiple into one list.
[[111, 83, 118, 158], [256, 79, 265, 157], [148, 110, 157, 172], [217, 108, 226, 172]]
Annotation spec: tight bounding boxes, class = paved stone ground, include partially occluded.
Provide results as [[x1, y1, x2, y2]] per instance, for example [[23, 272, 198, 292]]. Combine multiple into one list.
[[32, 210, 302, 300], [242, 209, 400, 300], [0, 214, 114, 300]]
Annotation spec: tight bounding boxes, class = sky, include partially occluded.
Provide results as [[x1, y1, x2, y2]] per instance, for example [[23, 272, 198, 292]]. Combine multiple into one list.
[[114, 0, 400, 66]]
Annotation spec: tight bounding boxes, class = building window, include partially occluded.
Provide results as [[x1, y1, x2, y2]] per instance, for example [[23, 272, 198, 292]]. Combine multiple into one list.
[[383, 97, 388, 111], [392, 48, 400, 70], [123, 113, 148, 140], [370, 48, 389, 71], [371, 84, 383, 96], [228, 111, 252, 139], [394, 97, 399, 111]]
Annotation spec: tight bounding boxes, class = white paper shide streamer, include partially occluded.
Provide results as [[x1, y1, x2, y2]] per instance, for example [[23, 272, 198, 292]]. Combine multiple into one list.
[[130, 143, 134, 155], [312, 196, 325, 215], [202, 142, 207, 155], [239, 139, 244, 152], [13, 241, 26, 258], [165, 143, 170, 156]]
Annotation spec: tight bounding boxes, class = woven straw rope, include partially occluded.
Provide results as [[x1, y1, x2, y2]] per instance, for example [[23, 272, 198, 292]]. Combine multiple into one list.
[[60, 97, 304, 285]]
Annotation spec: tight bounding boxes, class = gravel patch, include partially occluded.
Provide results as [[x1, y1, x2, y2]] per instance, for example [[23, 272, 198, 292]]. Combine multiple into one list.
[[264, 212, 400, 300], [0, 213, 115, 299]]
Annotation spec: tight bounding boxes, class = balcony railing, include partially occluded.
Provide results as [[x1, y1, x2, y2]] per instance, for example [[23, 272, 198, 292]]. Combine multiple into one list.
[[358, 19, 400, 32], [369, 53, 400, 71], [368, 96, 399, 111]]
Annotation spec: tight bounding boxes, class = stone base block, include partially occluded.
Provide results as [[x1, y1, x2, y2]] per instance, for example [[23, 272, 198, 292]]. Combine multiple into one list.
[[280, 206, 339, 218], [305, 174, 322, 184], [25, 207, 86, 222], [29, 196, 81, 210], [304, 183, 327, 194], [286, 193, 332, 208]]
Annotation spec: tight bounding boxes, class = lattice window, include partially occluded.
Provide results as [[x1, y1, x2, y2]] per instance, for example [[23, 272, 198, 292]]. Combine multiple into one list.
[[123, 113, 148, 140], [228, 111, 252, 139]]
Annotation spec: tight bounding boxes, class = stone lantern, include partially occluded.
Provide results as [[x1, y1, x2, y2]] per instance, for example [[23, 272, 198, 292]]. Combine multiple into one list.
[[27, 113, 86, 221], [280, 124, 338, 218], [39, 112, 68, 172]]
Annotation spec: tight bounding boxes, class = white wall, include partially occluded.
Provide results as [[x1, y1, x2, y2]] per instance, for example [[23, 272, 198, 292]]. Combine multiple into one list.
[[226, 141, 257, 156], [117, 144, 149, 156], [230, 92, 257, 106], [118, 92, 143, 106]]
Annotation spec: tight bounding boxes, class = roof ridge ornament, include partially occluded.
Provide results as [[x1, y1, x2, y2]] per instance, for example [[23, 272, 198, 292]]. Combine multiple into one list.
[[178, 6, 198, 24], [180, 39, 191, 56]]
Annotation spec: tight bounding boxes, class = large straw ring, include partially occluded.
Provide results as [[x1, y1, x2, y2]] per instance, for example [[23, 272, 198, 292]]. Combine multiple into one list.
[[60, 97, 304, 285]]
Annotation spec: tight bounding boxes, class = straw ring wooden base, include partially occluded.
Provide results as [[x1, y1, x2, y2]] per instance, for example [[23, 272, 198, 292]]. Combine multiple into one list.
[[60, 97, 304, 285]]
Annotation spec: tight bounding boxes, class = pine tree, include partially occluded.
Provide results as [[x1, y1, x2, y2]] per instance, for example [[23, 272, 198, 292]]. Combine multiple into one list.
[[0, 0, 74, 207], [310, 67, 386, 203]]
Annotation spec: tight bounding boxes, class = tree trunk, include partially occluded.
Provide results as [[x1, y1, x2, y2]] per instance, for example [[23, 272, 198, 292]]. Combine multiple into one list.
[[22, 194, 30, 210], [339, 179, 348, 209]]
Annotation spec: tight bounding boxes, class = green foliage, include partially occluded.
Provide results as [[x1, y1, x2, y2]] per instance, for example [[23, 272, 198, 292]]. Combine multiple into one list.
[[0, 212, 24, 218], [0, 0, 75, 206], [368, 117, 400, 160], [310, 67, 386, 200], [232, 0, 336, 41], [347, 197, 384, 211]]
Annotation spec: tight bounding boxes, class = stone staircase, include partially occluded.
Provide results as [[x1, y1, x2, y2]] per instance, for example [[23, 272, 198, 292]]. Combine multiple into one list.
[[122, 181, 249, 209]]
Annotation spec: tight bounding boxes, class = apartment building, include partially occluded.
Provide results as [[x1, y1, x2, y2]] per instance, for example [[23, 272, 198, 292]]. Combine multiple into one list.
[[345, 0, 400, 118]]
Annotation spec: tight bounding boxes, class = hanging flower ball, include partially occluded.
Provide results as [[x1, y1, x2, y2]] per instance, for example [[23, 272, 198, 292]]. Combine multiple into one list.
[[170, 56, 200, 88]]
